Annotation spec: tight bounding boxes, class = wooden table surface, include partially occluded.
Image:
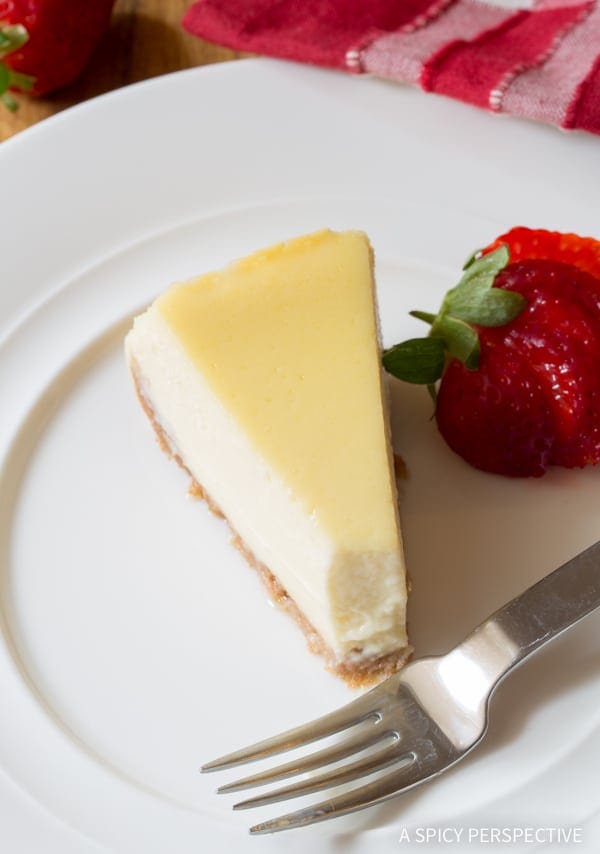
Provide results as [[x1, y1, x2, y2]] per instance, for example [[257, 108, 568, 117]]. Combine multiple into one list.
[[0, 0, 241, 142]]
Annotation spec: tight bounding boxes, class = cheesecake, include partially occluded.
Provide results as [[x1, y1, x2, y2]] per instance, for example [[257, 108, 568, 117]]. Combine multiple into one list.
[[125, 230, 410, 685]]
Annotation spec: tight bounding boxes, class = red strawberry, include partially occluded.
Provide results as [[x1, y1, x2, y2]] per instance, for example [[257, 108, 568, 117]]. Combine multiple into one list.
[[437, 260, 600, 476], [0, 0, 115, 103], [383, 230, 600, 477], [436, 333, 556, 477]]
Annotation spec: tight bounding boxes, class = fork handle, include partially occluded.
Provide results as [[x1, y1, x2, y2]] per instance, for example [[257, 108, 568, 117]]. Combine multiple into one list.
[[465, 539, 600, 680]]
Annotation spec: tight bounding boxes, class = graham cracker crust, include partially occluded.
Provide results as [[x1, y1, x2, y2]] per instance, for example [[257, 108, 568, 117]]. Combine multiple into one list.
[[130, 359, 412, 688]]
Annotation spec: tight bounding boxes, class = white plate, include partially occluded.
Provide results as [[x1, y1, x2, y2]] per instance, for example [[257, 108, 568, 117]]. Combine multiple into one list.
[[1, 59, 600, 854]]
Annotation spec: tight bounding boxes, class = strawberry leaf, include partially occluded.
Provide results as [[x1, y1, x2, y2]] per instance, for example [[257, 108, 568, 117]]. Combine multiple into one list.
[[383, 241, 525, 387], [445, 246, 525, 326], [0, 24, 34, 110], [452, 287, 527, 327], [1, 90, 18, 111], [445, 246, 509, 312], [435, 315, 480, 368], [410, 310, 436, 325], [383, 337, 446, 384], [9, 70, 34, 92], [462, 249, 480, 270], [0, 63, 9, 95], [0, 25, 29, 58]]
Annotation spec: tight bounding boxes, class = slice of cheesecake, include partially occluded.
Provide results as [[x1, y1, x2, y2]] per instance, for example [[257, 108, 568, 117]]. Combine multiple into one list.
[[125, 229, 410, 685]]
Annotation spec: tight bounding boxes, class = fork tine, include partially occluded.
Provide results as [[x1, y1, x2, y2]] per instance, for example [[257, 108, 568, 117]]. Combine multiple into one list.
[[233, 745, 413, 809], [218, 728, 398, 793], [201, 689, 385, 772], [248, 758, 437, 834]]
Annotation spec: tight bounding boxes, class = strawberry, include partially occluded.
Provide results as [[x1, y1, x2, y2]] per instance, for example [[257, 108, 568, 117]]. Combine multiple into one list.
[[484, 227, 600, 281], [383, 229, 600, 477], [0, 0, 115, 104]]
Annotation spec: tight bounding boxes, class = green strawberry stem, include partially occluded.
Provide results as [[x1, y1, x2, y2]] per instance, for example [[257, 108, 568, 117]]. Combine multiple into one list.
[[383, 244, 527, 387], [0, 24, 35, 111]]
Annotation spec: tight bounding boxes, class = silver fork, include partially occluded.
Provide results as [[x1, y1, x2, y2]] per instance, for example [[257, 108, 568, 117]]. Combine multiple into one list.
[[203, 540, 600, 834]]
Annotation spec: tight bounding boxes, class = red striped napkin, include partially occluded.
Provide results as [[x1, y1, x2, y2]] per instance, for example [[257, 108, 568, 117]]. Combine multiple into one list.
[[183, 0, 600, 135]]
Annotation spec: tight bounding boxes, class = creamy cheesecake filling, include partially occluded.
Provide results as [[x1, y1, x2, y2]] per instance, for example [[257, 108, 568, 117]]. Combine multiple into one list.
[[156, 231, 401, 554], [126, 230, 409, 676], [126, 307, 408, 662], [330, 551, 407, 659]]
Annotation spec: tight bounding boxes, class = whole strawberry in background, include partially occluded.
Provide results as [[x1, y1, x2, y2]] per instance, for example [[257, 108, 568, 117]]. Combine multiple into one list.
[[0, 0, 116, 106], [383, 228, 600, 477]]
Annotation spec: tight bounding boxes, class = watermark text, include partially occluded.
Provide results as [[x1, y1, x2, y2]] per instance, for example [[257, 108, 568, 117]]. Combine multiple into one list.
[[398, 826, 583, 845]]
